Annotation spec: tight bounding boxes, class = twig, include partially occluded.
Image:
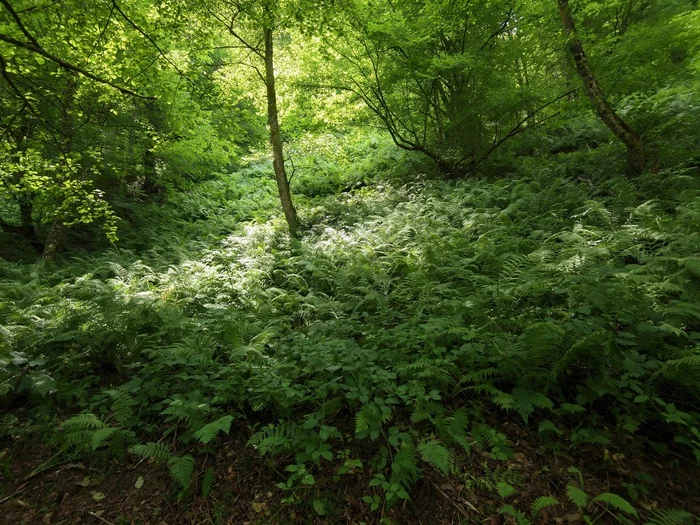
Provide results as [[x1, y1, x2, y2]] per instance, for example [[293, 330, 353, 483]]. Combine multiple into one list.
[[434, 483, 479, 516], [87, 511, 115, 525]]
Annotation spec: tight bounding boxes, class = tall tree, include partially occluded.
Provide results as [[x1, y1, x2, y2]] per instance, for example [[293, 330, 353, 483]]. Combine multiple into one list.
[[558, 0, 645, 175]]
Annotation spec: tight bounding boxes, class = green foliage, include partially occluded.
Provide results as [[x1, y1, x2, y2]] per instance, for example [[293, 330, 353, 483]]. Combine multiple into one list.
[[531, 496, 560, 516], [194, 415, 235, 444], [496, 481, 516, 499], [592, 493, 638, 517], [417, 440, 452, 475], [643, 509, 694, 525], [129, 442, 173, 463], [566, 485, 589, 508], [168, 455, 196, 491], [1, 0, 700, 518]]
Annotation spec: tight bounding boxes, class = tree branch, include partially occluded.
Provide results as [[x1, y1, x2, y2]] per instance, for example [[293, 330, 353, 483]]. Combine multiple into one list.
[[0, 33, 154, 99]]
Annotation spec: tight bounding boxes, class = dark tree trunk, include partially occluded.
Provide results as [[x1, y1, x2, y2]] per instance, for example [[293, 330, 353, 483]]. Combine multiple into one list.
[[0, 198, 37, 242], [558, 0, 645, 176], [264, 26, 298, 237], [42, 76, 76, 259]]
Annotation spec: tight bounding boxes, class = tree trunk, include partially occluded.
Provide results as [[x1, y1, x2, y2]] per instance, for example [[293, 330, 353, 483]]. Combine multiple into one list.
[[558, 0, 645, 176], [264, 26, 298, 237], [42, 76, 76, 258], [42, 221, 66, 259]]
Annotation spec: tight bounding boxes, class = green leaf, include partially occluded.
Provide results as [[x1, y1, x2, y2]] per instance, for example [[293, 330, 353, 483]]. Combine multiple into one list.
[[497, 481, 516, 498], [194, 415, 234, 444], [532, 495, 559, 515], [567, 485, 588, 508], [592, 493, 637, 516], [201, 468, 215, 498], [168, 455, 195, 490]]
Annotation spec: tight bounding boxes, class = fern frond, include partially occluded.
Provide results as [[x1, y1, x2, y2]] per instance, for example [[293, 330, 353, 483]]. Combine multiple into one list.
[[418, 440, 452, 475], [531, 495, 559, 515], [129, 442, 172, 463], [61, 413, 108, 431], [194, 415, 235, 444], [201, 467, 215, 498], [566, 485, 588, 508], [91, 427, 118, 451], [499, 504, 532, 525], [592, 493, 637, 516], [168, 455, 195, 490], [643, 509, 694, 525]]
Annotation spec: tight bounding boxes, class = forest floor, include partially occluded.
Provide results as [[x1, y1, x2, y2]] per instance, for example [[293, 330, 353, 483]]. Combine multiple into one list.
[[3, 413, 700, 524]]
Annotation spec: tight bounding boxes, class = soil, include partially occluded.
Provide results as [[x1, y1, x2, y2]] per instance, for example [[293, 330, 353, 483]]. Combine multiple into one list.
[[2, 419, 699, 525]]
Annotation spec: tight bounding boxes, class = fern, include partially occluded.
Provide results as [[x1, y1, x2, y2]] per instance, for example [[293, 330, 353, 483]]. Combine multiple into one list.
[[168, 455, 195, 490], [497, 481, 516, 498], [531, 495, 559, 515], [129, 442, 172, 463], [248, 422, 294, 456], [91, 427, 119, 451], [643, 509, 694, 525], [61, 413, 108, 431], [499, 504, 533, 525], [566, 485, 588, 508], [417, 440, 452, 475], [194, 415, 234, 444], [592, 493, 637, 517], [201, 467, 215, 498]]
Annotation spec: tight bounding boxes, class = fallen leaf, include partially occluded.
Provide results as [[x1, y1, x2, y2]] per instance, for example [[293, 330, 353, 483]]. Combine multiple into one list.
[[76, 476, 91, 487], [251, 502, 266, 513], [91, 492, 106, 502], [135, 476, 145, 489]]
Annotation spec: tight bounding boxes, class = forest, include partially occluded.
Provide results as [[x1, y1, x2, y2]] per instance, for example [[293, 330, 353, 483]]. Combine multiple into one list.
[[1, 0, 699, 523]]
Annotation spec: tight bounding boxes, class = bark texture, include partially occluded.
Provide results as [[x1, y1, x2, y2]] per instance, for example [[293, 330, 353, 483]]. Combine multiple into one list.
[[42, 221, 66, 260], [558, 0, 645, 176], [264, 27, 298, 237]]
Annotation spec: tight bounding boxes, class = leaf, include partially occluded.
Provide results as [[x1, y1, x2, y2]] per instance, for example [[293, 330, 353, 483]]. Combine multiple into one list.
[[592, 493, 637, 516], [129, 442, 172, 463], [567, 485, 588, 508], [418, 439, 452, 475], [91, 427, 118, 450], [497, 481, 516, 498], [201, 468, 215, 498], [168, 455, 195, 490], [312, 499, 327, 516], [76, 476, 91, 487], [91, 492, 106, 502], [643, 508, 694, 525], [532, 495, 559, 515], [538, 420, 564, 436], [194, 415, 234, 444], [134, 476, 145, 489]]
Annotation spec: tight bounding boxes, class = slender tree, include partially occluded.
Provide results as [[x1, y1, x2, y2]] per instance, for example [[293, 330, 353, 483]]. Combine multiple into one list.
[[204, 0, 299, 236], [558, 0, 645, 175], [263, 23, 298, 236]]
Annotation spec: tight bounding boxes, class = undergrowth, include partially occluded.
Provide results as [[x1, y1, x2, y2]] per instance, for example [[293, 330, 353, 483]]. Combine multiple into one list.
[[1, 131, 700, 522]]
